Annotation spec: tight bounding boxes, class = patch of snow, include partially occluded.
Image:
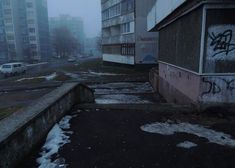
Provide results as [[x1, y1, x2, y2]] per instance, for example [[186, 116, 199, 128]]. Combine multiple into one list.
[[65, 72, 79, 79], [26, 62, 48, 67], [91, 82, 154, 94], [89, 71, 124, 76], [96, 94, 152, 104], [141, 121, 235, 148], [45, 72, 57, 81], [16, 72, 57, 82], [177, 141, 198, 149], [37, 115, 74, 168]]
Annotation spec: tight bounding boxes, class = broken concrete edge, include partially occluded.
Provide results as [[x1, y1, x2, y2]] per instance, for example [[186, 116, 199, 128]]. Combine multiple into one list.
[[0, 82, 94, 168]]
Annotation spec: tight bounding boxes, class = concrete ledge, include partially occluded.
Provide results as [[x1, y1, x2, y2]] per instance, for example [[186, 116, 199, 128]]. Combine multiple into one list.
[[0, 83, 94, 168], [78, 103, 194, 114]]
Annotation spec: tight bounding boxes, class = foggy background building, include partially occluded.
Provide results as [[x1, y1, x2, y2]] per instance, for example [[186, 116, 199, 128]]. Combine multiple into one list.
[[0, 0, 51, 63], [49, 15, 85, 56]]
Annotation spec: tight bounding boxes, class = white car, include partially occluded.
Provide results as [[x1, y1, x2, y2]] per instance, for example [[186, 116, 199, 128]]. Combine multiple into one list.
[[0, 62, 27, 77], [67, 57, 76, 62]]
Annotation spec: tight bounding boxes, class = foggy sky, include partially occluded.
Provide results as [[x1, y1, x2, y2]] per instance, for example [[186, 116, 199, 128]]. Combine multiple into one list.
[[47, 0, 101, 38]]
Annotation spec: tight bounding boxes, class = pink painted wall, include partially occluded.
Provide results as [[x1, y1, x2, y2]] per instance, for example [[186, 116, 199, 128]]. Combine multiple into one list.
[[158, 62, 235, 105], [200, 76, 235, 103], [159, 62, 201, 104]]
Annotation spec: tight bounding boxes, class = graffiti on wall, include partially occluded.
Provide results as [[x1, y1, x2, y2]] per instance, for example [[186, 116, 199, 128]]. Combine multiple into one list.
[[201, 77, 235, 102], [207, 25, 235, 60]]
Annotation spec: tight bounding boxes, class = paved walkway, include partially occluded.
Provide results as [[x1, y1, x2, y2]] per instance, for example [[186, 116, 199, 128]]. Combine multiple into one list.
[[59, 107, 235, 168], [20, 81, 235, 168]]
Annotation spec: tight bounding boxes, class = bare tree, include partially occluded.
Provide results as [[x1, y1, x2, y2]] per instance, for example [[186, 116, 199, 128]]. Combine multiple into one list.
[[52, 27, 79, 58]]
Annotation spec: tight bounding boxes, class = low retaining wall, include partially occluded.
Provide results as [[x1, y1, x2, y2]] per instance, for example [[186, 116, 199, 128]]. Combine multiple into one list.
[[149, 67, 159, 92], [0, 83, 94, 168]]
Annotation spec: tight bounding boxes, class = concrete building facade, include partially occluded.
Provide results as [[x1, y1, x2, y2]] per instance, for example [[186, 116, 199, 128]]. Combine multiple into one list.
[[148, 0, 235, 107], [49, 15, 85, 55], [0, 0, 51, 63], [101, 0, 158, 66]]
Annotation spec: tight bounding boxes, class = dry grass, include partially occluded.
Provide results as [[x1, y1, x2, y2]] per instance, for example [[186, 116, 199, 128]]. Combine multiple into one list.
[[0, 106, 22, 120]]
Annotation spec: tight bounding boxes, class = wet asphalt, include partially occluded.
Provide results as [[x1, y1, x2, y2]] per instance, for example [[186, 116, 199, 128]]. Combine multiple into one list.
[[57, 108, 235, 168]]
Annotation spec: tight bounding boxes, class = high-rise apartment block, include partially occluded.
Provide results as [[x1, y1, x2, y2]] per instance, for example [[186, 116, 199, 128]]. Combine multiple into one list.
[[0, 0, 51, 63], [101, 0, 158, 66]]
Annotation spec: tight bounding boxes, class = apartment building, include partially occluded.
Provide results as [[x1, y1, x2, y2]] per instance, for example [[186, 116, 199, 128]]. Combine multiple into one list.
[[101, 0, 158, 66], [0, 2, 7, 63], [0, 0, 51, 63], [148, 0, 235, 108], [49, 15, 85, 54]]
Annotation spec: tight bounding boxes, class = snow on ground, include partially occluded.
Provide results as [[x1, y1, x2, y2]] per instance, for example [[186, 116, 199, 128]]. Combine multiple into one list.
[[16, 72, 57, 82], [45, 73, 57, 81], [91, 82, 154, 94], [141, 121, 235, 148], [65, 72, 80, 79], [177, 141, 198, 149], [26, 62, 48, 67], [96, 94, 152, 104], [88, 71, 124, 76], [37, 115, 75, 168]]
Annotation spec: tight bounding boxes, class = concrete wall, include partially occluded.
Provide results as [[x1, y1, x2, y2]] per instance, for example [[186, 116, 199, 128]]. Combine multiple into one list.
[[158, 62, 201, 104], [149, 1, 235, 107], [203, 8, 235, 73], [159, 7, 203, 72], [158, 62, 235, 106], [200, 75, 235, 104], [103, 53, 134, 65], [0, 83, 94, 168]]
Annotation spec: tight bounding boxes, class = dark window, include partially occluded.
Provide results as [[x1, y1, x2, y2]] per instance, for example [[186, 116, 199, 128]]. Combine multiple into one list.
[[4, 9, 11, 15], [121, 43, 135, 55], [27, 2, 33, 8], [29, 28, 35, 33], [29, 36, 36, 41]]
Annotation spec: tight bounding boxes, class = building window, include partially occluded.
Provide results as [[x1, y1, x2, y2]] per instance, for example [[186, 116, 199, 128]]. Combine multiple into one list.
[[121, 43, 135, 55], [27, 19, 35, 24], [7, 34, 14, 40], [27, 2, 33, 8], [4, 9, 11, 15], [4, 18, 12, 24], [102, 10, 109, 21], [121, 0, 134, 14], [8, 44, 15, 49], [29, 36, 36, 40], [30, 44, 37, 49], [27, 11, 34, 16], [5, 25, 13, 32], [103, 45, 121, 55], [23, 36, 28, 42], [29, 28, 35, 33], [121, 22, 134, 34], [102, 3, 121, 21], [122, 23, 130, 33], [109, 3, 121, 18], [3, 0, 10, 6]]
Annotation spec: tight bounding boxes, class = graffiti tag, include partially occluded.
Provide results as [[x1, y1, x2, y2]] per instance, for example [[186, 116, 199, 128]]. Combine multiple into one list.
[[202, 77, 235, 96], [209, 29, 235, 57]]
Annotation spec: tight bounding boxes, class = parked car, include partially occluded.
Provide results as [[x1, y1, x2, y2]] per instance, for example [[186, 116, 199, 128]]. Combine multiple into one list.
[[67, 57, 76, 62], [0, 62, 27, 77]]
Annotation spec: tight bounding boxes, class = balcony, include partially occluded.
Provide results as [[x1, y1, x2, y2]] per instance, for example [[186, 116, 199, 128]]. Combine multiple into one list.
[[102, 33, 135, 45]]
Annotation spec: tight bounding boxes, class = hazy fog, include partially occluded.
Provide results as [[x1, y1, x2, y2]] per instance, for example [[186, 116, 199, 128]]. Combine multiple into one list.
[[48, 0, 101, 38]]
